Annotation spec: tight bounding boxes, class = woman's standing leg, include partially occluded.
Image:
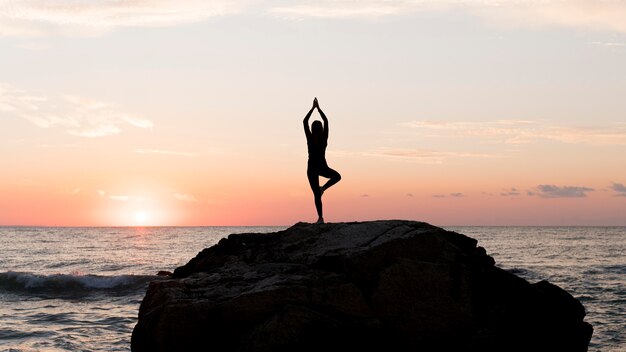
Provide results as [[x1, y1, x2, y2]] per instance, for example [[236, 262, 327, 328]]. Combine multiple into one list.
[[307, 169, 323, 222]]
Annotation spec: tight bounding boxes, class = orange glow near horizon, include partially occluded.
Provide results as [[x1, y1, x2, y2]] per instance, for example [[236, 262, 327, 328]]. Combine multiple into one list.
[[1, 172, 625, 226], [1, 142, 626, 226]]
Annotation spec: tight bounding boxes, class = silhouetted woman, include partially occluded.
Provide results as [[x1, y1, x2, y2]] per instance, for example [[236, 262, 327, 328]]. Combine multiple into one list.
[[303, 97, 341, 224]]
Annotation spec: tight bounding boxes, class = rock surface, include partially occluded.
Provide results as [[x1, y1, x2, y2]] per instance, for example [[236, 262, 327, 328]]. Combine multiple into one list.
[[131, 220, 592, 351]]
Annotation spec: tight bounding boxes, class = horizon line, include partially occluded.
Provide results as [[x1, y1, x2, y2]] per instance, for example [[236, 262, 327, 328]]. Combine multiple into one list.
[[1, 223, 625, 228]]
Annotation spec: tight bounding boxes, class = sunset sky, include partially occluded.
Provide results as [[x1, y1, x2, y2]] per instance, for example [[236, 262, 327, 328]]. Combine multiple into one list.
[[1, 0, 625, 226]]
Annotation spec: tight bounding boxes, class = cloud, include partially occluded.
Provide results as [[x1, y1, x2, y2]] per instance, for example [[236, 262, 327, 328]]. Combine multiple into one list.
[[270, 1, 416, 19], [530, 184, 594, 198], [173, 193, 198, 202], [108, 195, 130, 202], [97, 190, 144, 202], [0, 0, 246, 37], [500, 187, 520, 196], [610, 183, 626, 197], [592, 41, 626, 47], [360, 194, 370, 198], [135, 149, 196, 157], [369, 148, 494, 164], [4, 0, 626, 38], [402, 120, 626, 146], [0, 83, 152, 137], [406, 193, 414, 197], [328, 148, 495, 164], [473, 1, 626, 34], [14, 42, 50, 51], [432, 194, 446, 198], [270, 1, 626, 33], [450, 192, 464, 198]]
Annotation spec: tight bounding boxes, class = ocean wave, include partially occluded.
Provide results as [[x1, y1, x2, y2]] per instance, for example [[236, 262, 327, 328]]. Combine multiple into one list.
[[0, 271, 159, 296]]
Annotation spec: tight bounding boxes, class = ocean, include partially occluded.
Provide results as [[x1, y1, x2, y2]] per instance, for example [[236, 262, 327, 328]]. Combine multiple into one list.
[[0, 226, 623, 351]]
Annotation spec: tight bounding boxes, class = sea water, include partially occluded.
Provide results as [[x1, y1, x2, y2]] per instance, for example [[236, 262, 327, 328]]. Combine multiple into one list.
[[0, 226, 623, 351]]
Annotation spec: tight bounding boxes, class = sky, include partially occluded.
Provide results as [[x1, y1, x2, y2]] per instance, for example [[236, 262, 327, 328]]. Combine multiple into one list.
[[1, 0, 625, 226]]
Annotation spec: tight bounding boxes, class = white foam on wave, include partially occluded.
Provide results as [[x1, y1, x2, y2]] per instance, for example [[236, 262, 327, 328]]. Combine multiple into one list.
[[0, 271, 158, 293]]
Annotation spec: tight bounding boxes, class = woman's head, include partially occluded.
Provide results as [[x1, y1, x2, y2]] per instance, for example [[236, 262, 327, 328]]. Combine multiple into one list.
[[311, 121, 323, 136]]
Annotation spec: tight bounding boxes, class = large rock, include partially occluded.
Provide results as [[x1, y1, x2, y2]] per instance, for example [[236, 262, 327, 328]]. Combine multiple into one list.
[[131, 220, 592, 351]]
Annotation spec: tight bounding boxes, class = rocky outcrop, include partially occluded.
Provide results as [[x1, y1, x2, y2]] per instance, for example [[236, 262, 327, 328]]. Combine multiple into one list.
[[131, 220, 592, 351]]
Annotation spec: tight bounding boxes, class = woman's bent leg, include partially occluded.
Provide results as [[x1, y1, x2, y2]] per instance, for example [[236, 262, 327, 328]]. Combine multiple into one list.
[[320, 167, 341, 192]]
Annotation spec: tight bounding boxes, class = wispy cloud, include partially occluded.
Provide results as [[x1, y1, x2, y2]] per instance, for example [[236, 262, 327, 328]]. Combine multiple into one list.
[[529, 184, 594, 198], [592, 41, 626, 47], [367, 148, 494, 164], [134, 148, 235, 157], [473, 1, 626, 34], [270, 1, 415, 19], [610, 183, 626, 197], [3, 1, 626, 38], [0, 0, 246, 37], [97, 190, 145, 202], [403, 120, 626, 146], [270, 1, 626, 33], [328, 148, 494, 164], [14, 42, 50, 51], [173, 192, 198, 202], [135, 149, 196, 157], [432, 192, 464, 198], [0, 83, 152, 137], [501, 187, 521, 197], [108, 195, 130, 202]]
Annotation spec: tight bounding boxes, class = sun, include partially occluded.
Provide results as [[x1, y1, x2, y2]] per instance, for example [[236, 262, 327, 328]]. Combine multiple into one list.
[[135, 211, 149, 225]]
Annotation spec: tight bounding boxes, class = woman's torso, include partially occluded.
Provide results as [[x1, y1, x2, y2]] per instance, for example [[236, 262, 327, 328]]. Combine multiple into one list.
[[307, 136, 327, 168]]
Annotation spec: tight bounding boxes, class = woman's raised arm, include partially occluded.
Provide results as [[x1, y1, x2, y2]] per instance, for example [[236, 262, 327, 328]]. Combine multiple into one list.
[[317, 99, 329, 138], [303, 99, 315, 138]]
